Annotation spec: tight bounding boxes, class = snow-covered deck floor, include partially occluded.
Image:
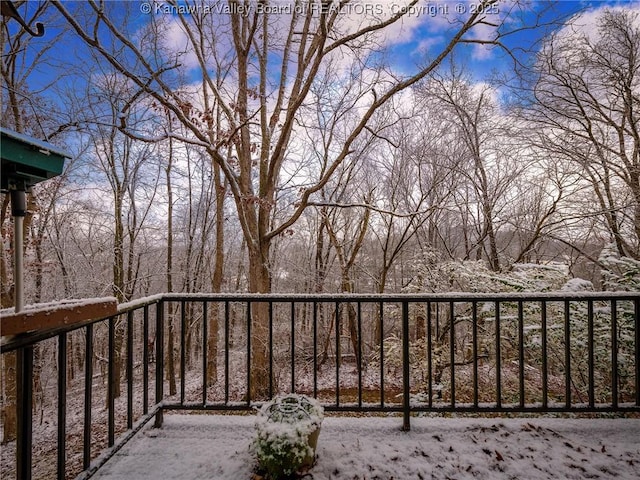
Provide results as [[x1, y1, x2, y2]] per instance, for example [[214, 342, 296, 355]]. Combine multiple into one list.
[[93, 414, 640, 479]]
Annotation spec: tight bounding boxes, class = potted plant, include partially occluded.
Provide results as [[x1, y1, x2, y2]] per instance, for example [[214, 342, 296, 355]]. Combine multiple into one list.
[[252, 394, 324, 479]]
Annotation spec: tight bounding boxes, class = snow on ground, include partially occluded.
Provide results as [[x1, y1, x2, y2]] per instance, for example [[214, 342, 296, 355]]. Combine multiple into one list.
[[92, 414, 640, 480]]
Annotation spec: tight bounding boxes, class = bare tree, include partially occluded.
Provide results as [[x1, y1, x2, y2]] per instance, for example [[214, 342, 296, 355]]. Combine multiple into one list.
[[80, 70, 162, 398], [525, 8, 640, 259], [52, 0, 547, 397], [418, 66, 525, 271]]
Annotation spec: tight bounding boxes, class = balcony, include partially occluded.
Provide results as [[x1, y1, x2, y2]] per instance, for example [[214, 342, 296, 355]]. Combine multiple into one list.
[[1, 292, 639, 479]]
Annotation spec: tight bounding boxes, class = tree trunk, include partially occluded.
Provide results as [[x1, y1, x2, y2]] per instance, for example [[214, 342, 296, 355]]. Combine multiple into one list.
[[247, 243, 272, 400], [206, 165, 225, 387], [1, 352, 16, 443], [110, 190, 125, 401], [342, 278, 361, 371], [166, 311, 177, 396]]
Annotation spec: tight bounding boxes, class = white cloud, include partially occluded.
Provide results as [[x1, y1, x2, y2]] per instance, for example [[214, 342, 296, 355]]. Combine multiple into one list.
[[561, 2, 640, 41], [158, 16, 200, 69]]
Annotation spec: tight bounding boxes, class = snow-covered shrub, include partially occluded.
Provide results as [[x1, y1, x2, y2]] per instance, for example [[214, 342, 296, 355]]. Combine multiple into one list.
[[561, 277, 594, 292], [404, 254, 569, 294], [599, 243, 640, 291], [253, 394, 324, 479], [596, 244, 639, 400]]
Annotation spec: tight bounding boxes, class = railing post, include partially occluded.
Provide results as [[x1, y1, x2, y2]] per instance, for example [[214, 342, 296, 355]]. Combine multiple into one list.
[[83, 324, 94, 470], [472, 301, 479, 408], [291, 302, 295, 393], [143, 307, 149, 414], [541, 301, 548, 409], [127, 311, 134, 429], [611, 299, 618, 409], [450, 301, 456, 408], [379, 301, 385, 408], [313, 301, 318, 399], [246, 302, 251, 405], [402, 300, 411, 431], [588, 300, 595, 408], [224, 301, 230, 404], [180, 301, 186, 404], [155, 300, 165, 428], [57, 333, 67, 480], [357, 301, 363, 408], [427, 301, 433, 409], [202, 301, 208, 406], [16, 346, 33, 480], [518, 301, 525, 409], [107, 317, 115, 447], [268, 301, 274, 397], [335, 301, 340, 407], [495, 301, 501, 409]]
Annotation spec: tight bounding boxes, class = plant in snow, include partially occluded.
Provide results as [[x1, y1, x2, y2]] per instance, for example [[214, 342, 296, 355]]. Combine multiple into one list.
[[387, 254, 638, 405], [599, 243, 640, 291], [560, 278, 594, 292], [404, 254, 569, 294], [252, 394, 324, 479]]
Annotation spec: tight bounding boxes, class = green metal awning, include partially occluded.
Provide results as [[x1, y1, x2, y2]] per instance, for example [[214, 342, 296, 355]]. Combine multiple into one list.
[[1, 127, 71, 191]]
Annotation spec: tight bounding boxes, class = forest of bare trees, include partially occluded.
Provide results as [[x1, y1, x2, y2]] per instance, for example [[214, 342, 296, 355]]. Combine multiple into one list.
[[2, 0, 639, 454]]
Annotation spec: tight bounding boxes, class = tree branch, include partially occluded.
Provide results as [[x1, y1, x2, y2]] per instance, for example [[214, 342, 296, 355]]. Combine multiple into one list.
[[307, 201, 434, 219]]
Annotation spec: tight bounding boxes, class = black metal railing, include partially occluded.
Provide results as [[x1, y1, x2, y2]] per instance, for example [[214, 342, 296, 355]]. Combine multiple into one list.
[[1, 292, 639, 479]]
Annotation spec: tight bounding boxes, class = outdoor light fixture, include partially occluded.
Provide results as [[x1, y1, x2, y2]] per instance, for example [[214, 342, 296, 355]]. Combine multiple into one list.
[[1, 127, 71, 312]]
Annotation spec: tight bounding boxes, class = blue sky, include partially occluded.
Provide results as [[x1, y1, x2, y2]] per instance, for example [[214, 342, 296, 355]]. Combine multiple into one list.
[[382, 0, 640, 80], [6, 0, 640, 113]]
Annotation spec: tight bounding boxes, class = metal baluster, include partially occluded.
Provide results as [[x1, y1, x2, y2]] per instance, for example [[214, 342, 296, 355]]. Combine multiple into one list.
[[57, 333, 67, 480], [83, 324, 94, 470], [357, 302, 363, 408], [127, 311, 134, 429], [108, 317, 115, 447], [291, 302, 296, 393], [224, 301, 230, 404], [313, 301, 318, 399], [16, 345, 34, 480], [379, 301, 385, 408], [541, 301, 548, 409], [155, 301, 165, 428], [180, 301, 186, 404], [336, 301, 340, 407], [495, 301, 501, 409], [202, 301, 208, 406], [612, 299, 618, 409], [427, 301, 433, 409], [450, 301, 455, 408], [269, 302, 274, 398], [564, 300, 571, 408], [518, 301, 525, 408], [472, 301, 478, 408], [246, 302, 251, 405], [588, 300, 595, 408], [143, 306, 149, 414], [402, 301, 410, 431], [635, 297, 640, 407]]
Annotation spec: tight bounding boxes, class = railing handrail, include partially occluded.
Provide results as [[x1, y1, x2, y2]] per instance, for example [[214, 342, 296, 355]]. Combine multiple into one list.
[[2, 290, 637, 353], [158, 291, 639, 302]]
